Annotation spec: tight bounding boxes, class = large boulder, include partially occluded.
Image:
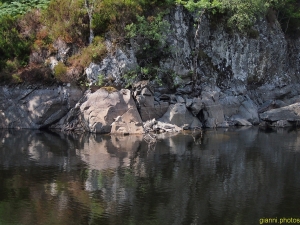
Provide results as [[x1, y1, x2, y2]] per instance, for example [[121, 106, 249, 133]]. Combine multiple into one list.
[[231, 98, 259, 125], [260, 102, 300, 123], [219, 95, 243, 118], [64, 88, 143, 134], [158, 103, 202, 129], [133, 80, 169, 121], [0, 85, 83, 129], [191, 89, 225, 128], [220, 94, 259, 125], [139, 102, 170, 122]]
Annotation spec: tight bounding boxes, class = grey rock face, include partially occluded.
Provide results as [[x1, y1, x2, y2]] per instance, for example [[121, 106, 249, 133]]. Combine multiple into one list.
[[158, 103, 202, 129], [139, 103, 170, 122], [132, 80, 170, 121], [86, 48, 138, 85], [231, 118, 253, 126], [260, 102, 300, 122], [162, 6, 296, 89], [53, 39, 71, 62], [230, 97, 259, 125], [0, 85, 83, 129]]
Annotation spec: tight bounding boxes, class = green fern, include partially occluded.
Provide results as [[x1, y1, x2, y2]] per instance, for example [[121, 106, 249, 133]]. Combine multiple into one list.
[[0, 0, 50, 18]]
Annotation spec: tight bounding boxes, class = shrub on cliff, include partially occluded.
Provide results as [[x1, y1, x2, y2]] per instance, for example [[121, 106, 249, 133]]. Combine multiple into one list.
[[0, 16, 31, 77], [53, 62, 68, 82]]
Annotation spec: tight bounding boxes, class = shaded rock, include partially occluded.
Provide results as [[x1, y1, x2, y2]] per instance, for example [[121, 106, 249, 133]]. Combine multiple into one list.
[[132, 80, 154, 94], [139, 102, 169, 122], [175, 95, 185, 103], [0, 85, 83, 129], [260, 102, 300, 122], [185, 98, 193, 108], [141, 87, 152, 96], [176, 84, 193, 94], [271, 120, 293, 127], [133, 81, 167, 121], [133, 81, 154, 106], [199, 90, 225, 128], [158, 103, 202, 128], [159, 94, 171, 101], [235, 98, 259, 125], [219, 95, 244, 118], [136, 95, 154, 108], [258, 100, 274, 113], [190, 97, 203, 116], [201, 104, 225, 128], [232, 118, 253, 126]]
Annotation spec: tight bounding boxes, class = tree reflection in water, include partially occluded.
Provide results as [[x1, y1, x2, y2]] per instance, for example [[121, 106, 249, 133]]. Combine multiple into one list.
[[0, 127, 300, 225]]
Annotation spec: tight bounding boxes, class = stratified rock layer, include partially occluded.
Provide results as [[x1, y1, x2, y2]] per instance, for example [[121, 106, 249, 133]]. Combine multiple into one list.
[[0, 85, 83, 129]]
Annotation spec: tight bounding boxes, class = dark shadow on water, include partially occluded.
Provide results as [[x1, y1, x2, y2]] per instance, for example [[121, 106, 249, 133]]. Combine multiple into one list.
[[0, 127, 300, 225]]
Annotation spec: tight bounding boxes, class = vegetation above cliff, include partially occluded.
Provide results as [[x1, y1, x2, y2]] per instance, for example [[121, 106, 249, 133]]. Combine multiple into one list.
[[0, 0, 300, 84]]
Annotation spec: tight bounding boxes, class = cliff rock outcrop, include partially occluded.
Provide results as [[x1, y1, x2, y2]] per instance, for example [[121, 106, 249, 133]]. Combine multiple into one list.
[[2, 6, 300, 132]]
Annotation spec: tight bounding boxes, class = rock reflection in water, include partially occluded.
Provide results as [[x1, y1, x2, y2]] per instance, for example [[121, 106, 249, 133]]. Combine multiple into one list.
[[0, 127, 300, 225]]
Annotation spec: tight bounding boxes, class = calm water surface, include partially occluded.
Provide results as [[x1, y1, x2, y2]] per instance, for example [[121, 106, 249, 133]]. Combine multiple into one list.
[[0, 127, 300, 225]]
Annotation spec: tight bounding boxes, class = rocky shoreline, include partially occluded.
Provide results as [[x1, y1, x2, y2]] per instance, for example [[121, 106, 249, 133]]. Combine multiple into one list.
[[1, 81, 300, 134]]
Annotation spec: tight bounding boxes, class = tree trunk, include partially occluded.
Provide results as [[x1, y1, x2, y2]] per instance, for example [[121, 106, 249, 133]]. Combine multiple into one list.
[[85, 0, 94, 44]]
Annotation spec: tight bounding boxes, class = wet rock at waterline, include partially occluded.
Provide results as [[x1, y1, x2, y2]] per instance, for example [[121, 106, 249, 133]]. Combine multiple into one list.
[[259, 102, 300, 127], [0, 85, 83, 129], [143, 119, 182, 133], [158, 103, 202, 129], [60, 88, 143, 134]]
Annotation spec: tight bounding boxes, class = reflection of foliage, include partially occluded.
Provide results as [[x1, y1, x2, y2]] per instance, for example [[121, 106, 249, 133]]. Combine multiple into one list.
[[124, 168, 137, 188], [80, 168, 89, 182], [97, 172, 104, 189]]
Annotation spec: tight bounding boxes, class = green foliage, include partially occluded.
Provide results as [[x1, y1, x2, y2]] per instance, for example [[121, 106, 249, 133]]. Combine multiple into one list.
[[123, 66, 164, 88], [68, 36, 107, 68], [176, 0, 221, 13], [0, 15, 31, 73], [11, 73, 22, 83], [0, 0, 50, 18], [97, 74, 104, 86], [274, 0, 300, 34], [125, 13, 170, 48], [123, 68, 140, 88], [42, 0, 88, 44], [125, 12, 171, 72], [225, 0, 272, 31], [175, 0, 290, 32], [53, 61, 67, 82]]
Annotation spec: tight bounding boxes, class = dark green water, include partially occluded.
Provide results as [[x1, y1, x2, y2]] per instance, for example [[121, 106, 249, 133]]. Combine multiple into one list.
[[0, 127, 300, 225]]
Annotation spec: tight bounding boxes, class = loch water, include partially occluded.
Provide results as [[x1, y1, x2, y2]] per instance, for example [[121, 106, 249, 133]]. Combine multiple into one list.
[[0, 127, 300, 225]]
